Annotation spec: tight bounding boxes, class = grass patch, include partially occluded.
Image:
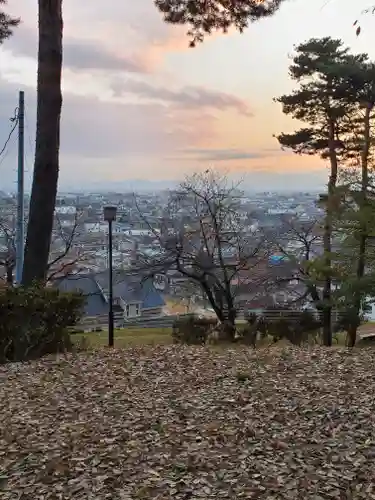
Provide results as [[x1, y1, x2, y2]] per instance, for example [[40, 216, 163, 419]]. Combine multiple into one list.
[[71, 325, 369, 351], [73, 327, 172, 348], [72, 328, 350, 350]]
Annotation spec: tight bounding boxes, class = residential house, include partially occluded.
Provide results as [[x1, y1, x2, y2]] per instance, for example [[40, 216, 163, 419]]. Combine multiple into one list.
[[53, 270, 165, 323]]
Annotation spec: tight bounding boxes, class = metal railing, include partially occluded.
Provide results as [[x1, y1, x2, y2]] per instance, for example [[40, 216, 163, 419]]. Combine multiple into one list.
[[76, 313, 193, 331], [74, 308, 335, 332]]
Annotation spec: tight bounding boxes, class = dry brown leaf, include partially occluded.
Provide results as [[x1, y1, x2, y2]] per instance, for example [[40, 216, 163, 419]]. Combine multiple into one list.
[[1, 346, 375, 498]]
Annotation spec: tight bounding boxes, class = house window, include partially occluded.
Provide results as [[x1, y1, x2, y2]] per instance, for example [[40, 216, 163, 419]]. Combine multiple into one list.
[[125, 304, 129, 317], [135, 304, 140, 316]]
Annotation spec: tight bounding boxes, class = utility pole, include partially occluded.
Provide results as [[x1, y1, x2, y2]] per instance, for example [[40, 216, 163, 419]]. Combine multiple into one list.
[[15, 91, 25, 284]]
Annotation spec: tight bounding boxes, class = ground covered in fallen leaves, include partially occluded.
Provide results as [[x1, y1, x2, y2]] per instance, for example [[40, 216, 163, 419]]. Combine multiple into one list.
[[1, 345, 375, 499]]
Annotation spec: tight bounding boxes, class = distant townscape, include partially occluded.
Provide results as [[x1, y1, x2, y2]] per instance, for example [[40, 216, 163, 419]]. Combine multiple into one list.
[[0, 187, 331, 326]]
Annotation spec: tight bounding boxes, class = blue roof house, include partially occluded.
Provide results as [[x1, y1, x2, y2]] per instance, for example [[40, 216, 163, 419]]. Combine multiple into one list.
[[54, 271, 165, 321]]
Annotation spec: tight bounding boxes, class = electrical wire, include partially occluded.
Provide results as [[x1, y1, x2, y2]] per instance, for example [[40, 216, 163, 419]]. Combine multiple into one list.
[[0, 132, 16, 168], [0, 107, 19, 157]]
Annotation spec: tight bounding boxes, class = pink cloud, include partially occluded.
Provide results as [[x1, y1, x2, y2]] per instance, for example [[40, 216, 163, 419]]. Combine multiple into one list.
[[111, 78, 252, 116]]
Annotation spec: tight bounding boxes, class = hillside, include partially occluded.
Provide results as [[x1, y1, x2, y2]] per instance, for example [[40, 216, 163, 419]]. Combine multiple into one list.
[[1, 346, 375, 499]]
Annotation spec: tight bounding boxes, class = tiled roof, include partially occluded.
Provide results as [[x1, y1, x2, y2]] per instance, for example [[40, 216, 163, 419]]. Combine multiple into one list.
[[53, 274, 108, 317], [54, 271, 165, 315]]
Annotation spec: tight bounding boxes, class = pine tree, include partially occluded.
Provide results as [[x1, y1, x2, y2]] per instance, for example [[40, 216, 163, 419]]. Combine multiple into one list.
[[154, 0, 286, 46], [22, 0, 63, 285], [0, 0, 19, 44], [331, 60, 375, 346], [274, 38, 362, 346]]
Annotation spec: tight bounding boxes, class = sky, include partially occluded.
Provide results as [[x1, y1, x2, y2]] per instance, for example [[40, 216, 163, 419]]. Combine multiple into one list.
[[0, 0, 375, 192]]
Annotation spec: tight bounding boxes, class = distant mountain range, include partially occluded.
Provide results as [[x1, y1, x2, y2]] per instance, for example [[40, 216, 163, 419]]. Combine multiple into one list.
[[4, 171, 326, 195], [63, 179, 177, 193], [65, 170, 326, 194]]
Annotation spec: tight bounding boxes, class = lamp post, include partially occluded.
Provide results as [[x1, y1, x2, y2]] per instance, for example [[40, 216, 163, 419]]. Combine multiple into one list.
[[103, 205, 117, 347]]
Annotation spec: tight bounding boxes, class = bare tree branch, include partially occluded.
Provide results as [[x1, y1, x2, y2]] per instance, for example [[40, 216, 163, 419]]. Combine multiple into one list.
[[0, 206, 86, 285], [133, 170, 266, 333]]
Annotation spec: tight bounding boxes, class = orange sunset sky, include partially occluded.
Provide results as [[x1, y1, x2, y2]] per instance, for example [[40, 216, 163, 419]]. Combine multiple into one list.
[[0, 0, 375, 191]]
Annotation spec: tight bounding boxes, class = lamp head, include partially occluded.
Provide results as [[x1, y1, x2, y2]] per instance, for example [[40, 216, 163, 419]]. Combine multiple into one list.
[[103, 205, 117, 222]]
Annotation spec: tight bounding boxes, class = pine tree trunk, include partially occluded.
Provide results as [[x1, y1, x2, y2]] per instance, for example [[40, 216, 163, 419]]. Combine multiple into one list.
[[322, 116, 338, 347], [321, 307, 332, 346], [22, 0, 63, 285], [346, 325, 357, 348]]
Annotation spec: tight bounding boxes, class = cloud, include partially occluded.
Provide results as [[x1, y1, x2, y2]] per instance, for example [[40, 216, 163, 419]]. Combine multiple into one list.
[[0, 78, 219, 189], [178, 147, 289, 162], [59, 95, 213, 158], [5, 25, 149, 73], [0, 0, 320, 192], [183, 148, 261, 161], [111, 79, 252, 115], [0, 76, 325, 193], [7, 0, 191, 75]]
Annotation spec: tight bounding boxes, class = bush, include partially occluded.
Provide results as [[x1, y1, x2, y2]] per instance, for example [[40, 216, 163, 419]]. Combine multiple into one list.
[[172, 315, 217, 345], [236, 323, 258, 346], [236, 313, 269, 347], [261, 306, 321, 345], [333, 310, 364, 333], [0, 284, 85, 363]]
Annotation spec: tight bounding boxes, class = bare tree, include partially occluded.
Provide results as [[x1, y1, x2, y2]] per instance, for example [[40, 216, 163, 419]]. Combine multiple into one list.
[[46, 209, 87, 281], [0, 218, 16, 285], [266, 216, 325, 309], [0, 208, 86, 285], [135, 170, 266, 338]]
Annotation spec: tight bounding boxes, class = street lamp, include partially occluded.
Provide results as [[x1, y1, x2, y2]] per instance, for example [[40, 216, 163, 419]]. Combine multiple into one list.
[[103, 205, 117, 347]]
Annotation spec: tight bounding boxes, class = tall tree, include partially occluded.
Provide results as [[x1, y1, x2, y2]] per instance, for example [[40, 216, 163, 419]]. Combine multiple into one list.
[[274, 37, 361, 346], [154, 0, 286, 46], [332, 59, 375, 346], [21, 0, 286, 285], [22, 0, 63, 285], [0, 0, 20, 43]]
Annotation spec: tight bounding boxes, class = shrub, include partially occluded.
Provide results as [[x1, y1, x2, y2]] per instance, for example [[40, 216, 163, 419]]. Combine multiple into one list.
[[0, 284, 85, 363], [237, 322, 258, 346], [333, 310, 364, 333], [236, 313, 270, 347], [73, 335, 91, 352], [261, 306, 321, 345], [172, 315, 217, 345]]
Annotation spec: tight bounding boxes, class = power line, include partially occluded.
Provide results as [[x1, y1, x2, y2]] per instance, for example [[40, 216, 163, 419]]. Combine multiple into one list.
[[0, 131, 16, 168], [0, 106, 19, 158]]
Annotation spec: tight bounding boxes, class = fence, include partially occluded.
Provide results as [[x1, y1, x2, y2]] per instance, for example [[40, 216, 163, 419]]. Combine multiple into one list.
[[76, 308, 335, 332], [77, 313, 193, 331], [77, 312, 123, 331]]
